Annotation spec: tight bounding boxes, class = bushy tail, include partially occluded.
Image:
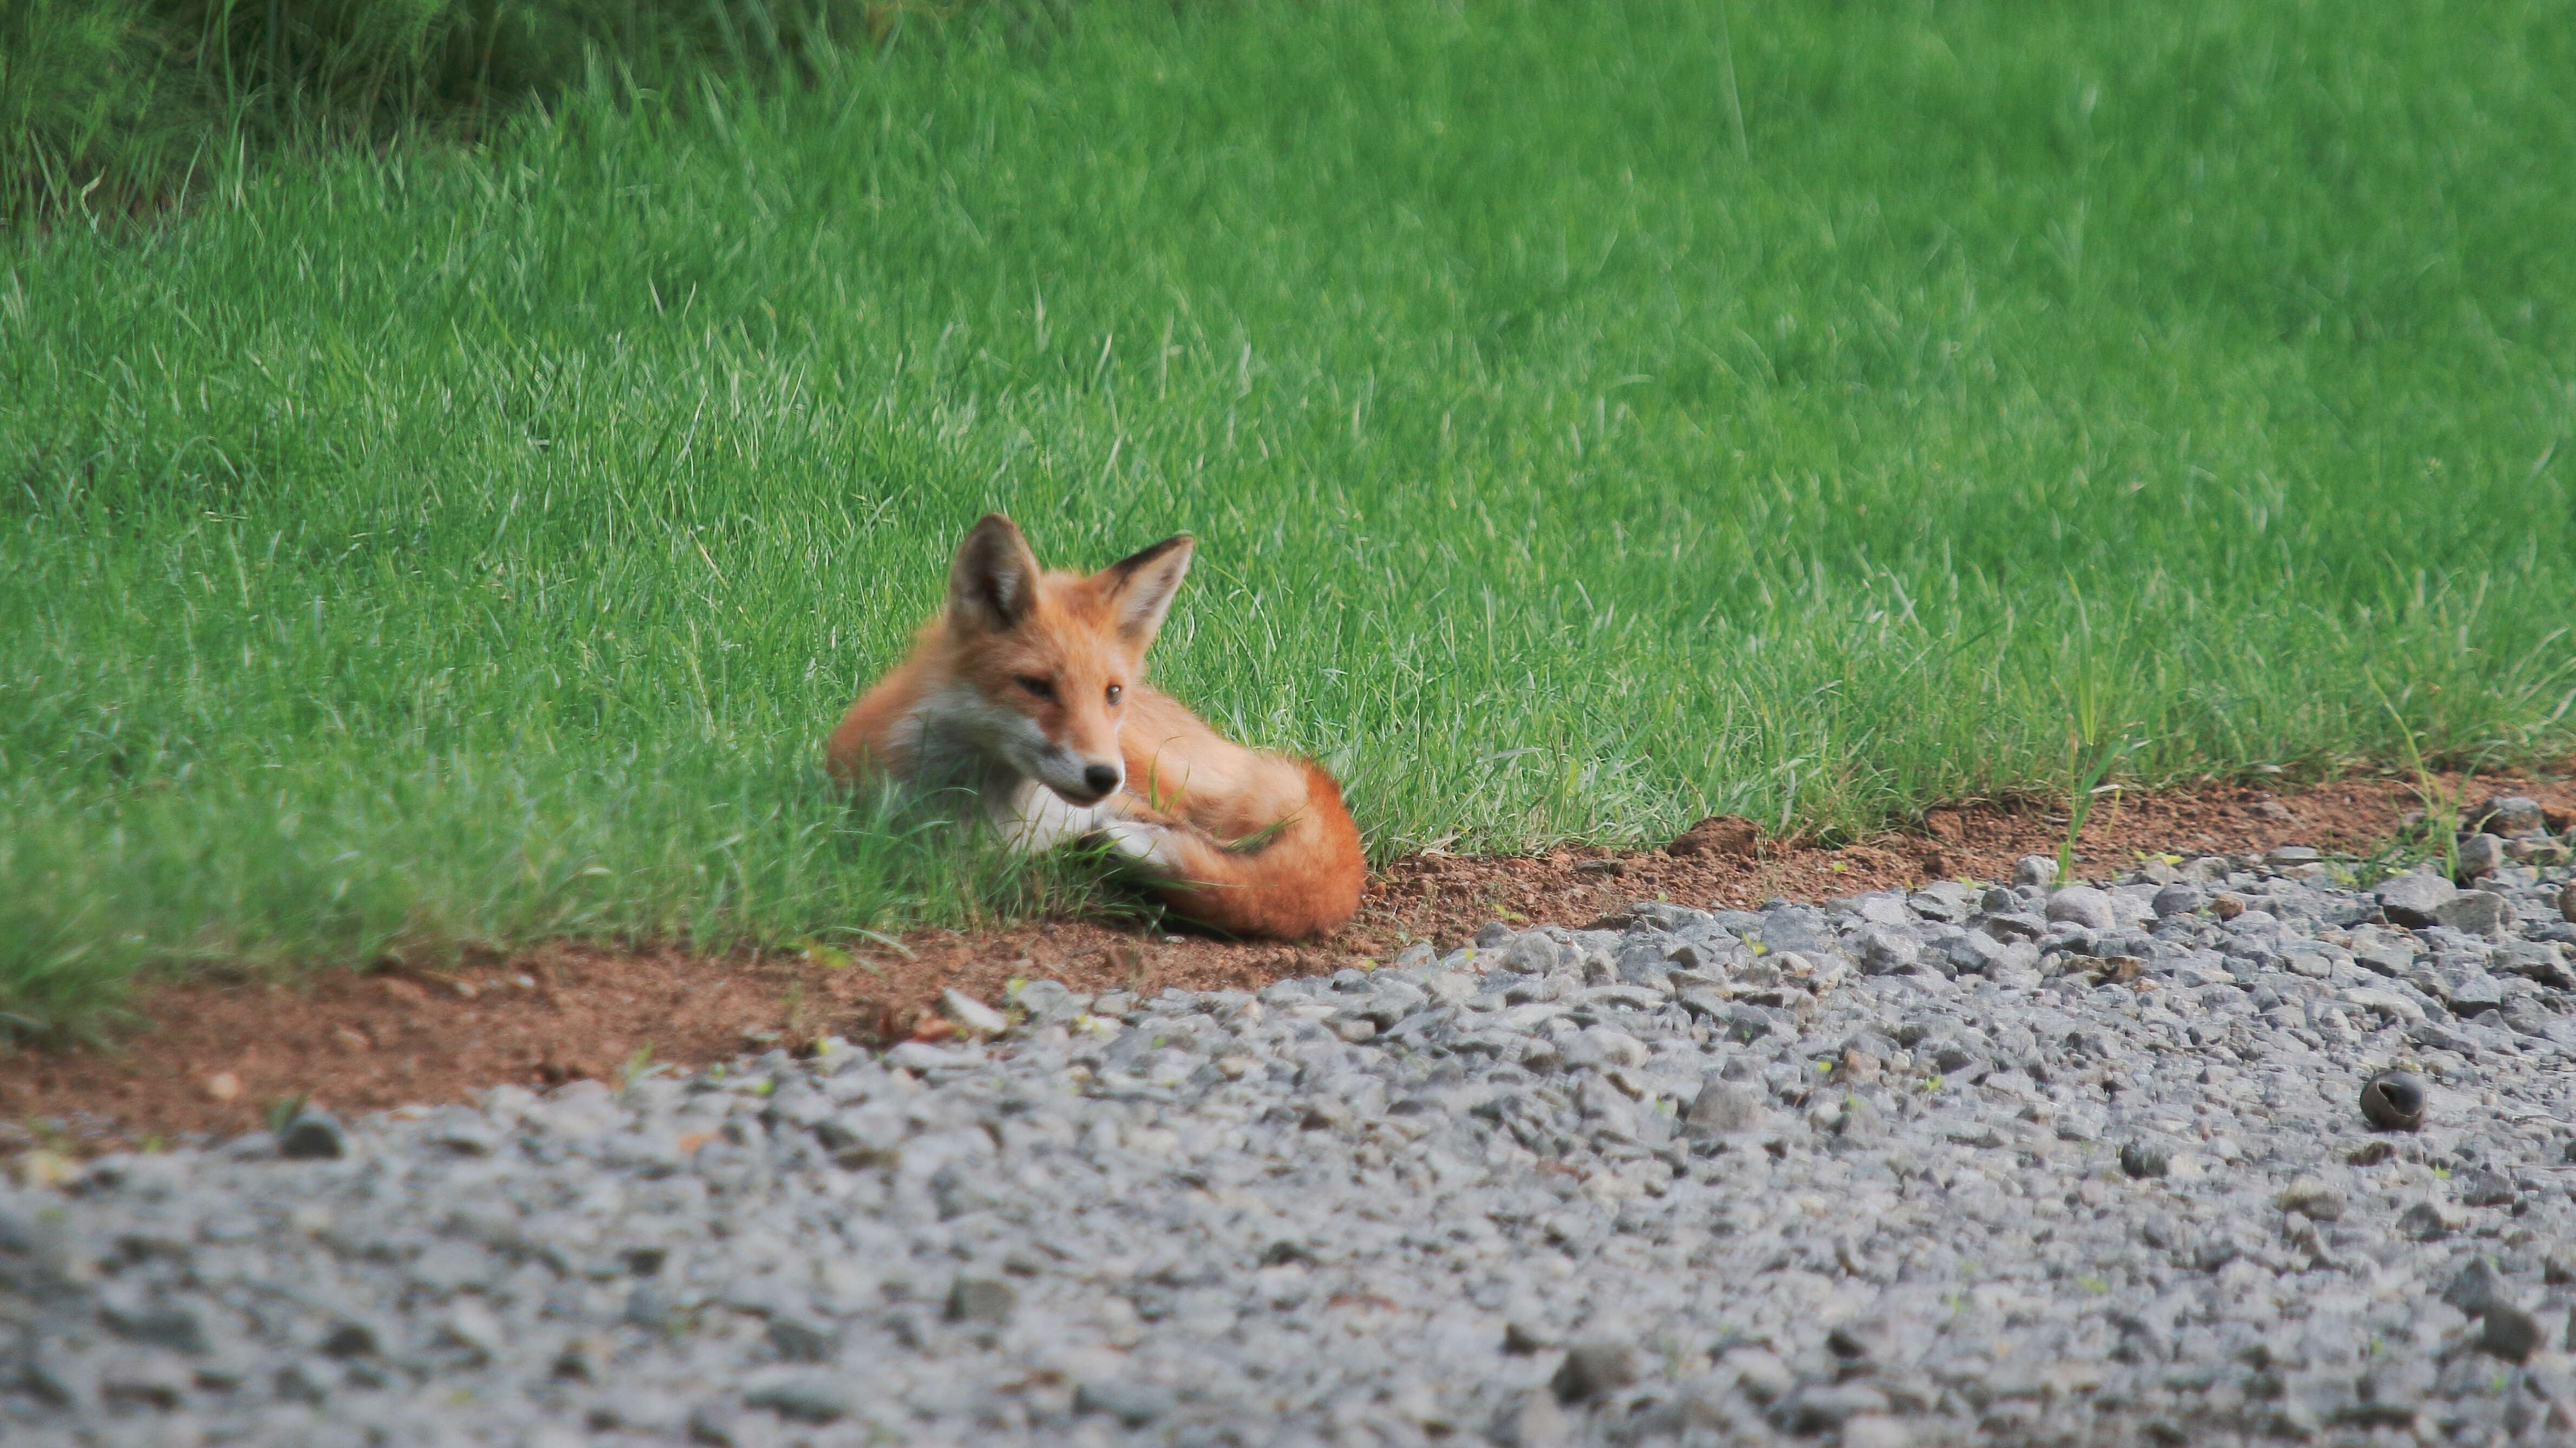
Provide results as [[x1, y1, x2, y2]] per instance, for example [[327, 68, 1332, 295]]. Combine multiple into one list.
[[1126, 759, 1364, 940]]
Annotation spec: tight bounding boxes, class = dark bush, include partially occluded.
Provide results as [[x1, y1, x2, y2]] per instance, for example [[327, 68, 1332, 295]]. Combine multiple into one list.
[[3, 0, 944, 221]]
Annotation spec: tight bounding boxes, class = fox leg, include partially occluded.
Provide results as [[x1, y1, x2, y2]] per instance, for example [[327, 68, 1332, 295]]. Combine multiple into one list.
[[1098, 818, 1194, 875], [1084, 790, 1195, 874], [990, 779, 1117, 854]]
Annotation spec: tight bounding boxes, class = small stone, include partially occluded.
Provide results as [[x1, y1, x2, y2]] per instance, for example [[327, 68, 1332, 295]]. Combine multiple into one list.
[[1721, 1347, 1796, 1405], [2276, 1177, 2345, 1221], [1825, 1318, 1897, 1364], [940, 990, 1010, 1039], [2458, 1169, 2518, 1209], [2397, 1201, 2457, 1241], [2454, 834, 2506, 878], [1014, 979, 1083, 1025], [2046, 886, 2116, 931], [2444, 1258, 2509, 1316], [2267, 844, 2322, 867], [2482, 1303, 2545, 1363], [1489, 1389, 1575, 1448], [2359, 1071, 2426, 1131], [1682, 1080, 1764, 1138], [1835, 1046, 1886, 1086], [1550, 1338, 1641, 1403], [2341, 987, 2424, 1024], [440, 1300, 506, 1362], [1842, 1418, 1913, 1448], [2471, 795, 2547, 836], [2013, 856, 2059, 889], [2374, 873, 2458, 928], [274, 1358, 334, 1405], [424, 1109, 501, 1156], [1857, 928, 1920, 975], [766, 1314, 837, 1362], [2151, 883, 2206, 918], [203, 1072, 242, 1104], [318, 1317, 382, 1358], [688, 1403, 748, 1446], [98, 1289, 212, 1354], [1776, 1382, 1893, 1434], [1074, 1380, 1172, 1427], [278, 1110, 347, 1161], [99, 1353, 192, 1410], [2119, 1142, 2171, 1179], [945, 1272, 1016, 1326], [2431, 889, 2509, 935], [1981, 911, 2046, 943], [742, 1368, 858, 1423]]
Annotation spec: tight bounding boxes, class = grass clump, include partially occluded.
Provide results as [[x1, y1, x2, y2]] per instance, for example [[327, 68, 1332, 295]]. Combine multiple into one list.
[[2, 0, 928, 220], [5, 0, 2576, 1032]]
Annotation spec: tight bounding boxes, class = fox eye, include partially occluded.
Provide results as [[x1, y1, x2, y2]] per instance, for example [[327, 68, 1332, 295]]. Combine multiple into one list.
[[1105, 684, 1124, 706], [1015, 675, 1057, 700]]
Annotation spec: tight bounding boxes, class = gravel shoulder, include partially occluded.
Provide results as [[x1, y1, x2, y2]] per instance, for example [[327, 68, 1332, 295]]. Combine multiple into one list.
[[8, 811, 2576, 1446]]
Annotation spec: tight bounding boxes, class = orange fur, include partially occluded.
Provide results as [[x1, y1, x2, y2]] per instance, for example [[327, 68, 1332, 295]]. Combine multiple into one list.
[[826, 515, 1364, 940]]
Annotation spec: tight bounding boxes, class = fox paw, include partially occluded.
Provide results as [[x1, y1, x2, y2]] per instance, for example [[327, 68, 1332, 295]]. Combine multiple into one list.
[[1099, 819, 1186, 874]]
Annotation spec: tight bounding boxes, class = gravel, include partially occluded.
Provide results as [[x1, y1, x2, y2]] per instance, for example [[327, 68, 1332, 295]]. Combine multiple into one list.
[[8, 840, 2576, 1446]]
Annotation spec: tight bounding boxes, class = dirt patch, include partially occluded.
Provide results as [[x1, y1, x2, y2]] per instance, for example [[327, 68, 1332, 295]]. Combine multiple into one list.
[[5, 766, 2569, 1153]]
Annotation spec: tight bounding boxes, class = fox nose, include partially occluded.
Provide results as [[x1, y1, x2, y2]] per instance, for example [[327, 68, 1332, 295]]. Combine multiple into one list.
[[1082, 764, 1122, 798]]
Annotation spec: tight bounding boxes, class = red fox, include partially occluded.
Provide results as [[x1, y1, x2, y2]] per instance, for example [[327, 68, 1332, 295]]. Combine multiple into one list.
[[826, 514, 1364, 940]]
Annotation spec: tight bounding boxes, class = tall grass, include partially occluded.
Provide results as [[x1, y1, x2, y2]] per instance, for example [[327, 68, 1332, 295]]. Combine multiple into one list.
[[4, 0, 2574, 1031]]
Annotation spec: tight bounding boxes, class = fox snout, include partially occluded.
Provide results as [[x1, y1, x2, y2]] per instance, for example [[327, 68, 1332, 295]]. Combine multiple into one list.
[[1041, 750, 1124, 805]]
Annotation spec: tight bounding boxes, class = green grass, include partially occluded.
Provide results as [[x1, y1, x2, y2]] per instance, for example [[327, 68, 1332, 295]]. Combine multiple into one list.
[[1, 0, 898, 219], [7, 0, 2576, 1033]]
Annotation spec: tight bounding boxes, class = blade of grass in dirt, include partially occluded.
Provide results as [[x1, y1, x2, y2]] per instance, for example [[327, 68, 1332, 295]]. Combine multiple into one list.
[[5, 0, 2576, 1032]]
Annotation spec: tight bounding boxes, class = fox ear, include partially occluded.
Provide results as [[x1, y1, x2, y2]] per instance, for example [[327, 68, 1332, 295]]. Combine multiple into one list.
[[948, 513, 1042, 634], [1097, 533, 1194, 648]]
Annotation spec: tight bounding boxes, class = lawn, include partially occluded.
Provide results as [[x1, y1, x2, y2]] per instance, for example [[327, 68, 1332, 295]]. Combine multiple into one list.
[[5, 0, 2573, 1032]]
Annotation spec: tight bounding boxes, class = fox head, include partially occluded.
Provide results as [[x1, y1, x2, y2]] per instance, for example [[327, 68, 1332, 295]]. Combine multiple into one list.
[[941, 513, 1194, 805]]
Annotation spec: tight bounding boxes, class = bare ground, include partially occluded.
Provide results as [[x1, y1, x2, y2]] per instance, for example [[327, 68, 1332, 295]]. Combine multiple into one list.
[[5, 767, 2569, 1155]]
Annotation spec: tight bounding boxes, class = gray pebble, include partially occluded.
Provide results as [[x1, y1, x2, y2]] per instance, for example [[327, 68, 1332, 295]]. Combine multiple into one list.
[[1488, 1390, 1574, 1448], [742, 1368, 857, 1423], [2375, 872, 2457, 928], [2444, 1258, 2509, 1316], [764, 1314, 837, 1364], [2456, 834, 2507, 878], [2151, 882, 2206, 918], [2046, 886, 2116, 931], [1075, 1379, 1172, 1427], [2471, 796, 2548, 836], [2434, 889, 2510, 935], [945, 1273, 1016, 1326], [1550, 1338, 1641, 1403], [2481, 1303, 2545, 1362]]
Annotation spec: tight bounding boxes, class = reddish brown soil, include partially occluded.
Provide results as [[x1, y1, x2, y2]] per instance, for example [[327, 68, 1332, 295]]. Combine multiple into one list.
[[5, 767, 2569, 1154]]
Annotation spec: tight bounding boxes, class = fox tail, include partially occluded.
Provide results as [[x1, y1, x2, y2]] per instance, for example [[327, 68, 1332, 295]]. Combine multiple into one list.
[[1105, 759, 1364, 941]]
